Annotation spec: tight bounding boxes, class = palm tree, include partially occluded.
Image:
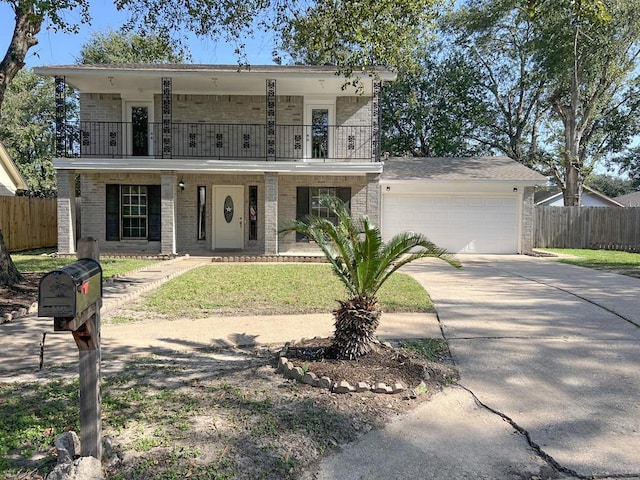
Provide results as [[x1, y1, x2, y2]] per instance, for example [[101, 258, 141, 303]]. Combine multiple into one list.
[[280, 195, 461, 360]]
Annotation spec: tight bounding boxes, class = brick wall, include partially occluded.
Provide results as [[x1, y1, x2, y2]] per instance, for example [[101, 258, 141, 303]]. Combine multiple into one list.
[[80, 172, 163, 254], [336, 97, 373, 161], [277, 174, 369, 253], [80, 93, 122, 122]]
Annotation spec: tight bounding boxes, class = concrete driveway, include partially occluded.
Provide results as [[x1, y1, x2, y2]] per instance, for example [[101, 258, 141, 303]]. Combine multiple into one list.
[[403, 255, 640, 478]]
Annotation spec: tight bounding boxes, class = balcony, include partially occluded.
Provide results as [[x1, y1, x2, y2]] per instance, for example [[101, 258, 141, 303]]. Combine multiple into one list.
[[74, 121, 376, 161]]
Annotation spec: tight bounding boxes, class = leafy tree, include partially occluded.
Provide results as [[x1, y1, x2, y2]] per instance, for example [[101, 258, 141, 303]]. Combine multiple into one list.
[[532, 0, 640, 205], [445, 3, 550, 168], [275, 0, 445, 81], [0, 69, 71, 197], [450, 0, 640, 205], [612, 148, 640, 190], [0, 0, 88, 284], [280, 195, 460, 360], [77, 29, 189, 64], [0, 0, 89, 114], [382, 51, 492, 157], [585, 173, 635, 198]]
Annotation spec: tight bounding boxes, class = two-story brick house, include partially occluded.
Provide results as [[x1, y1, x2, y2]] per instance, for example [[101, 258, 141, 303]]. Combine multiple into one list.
[[34, 64, 393, 256]]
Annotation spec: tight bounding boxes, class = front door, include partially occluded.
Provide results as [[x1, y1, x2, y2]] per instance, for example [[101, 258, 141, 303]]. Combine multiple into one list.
[[131, 106, 148, 156], [305, 104, 334, 160], [213, 186, 244, 249], [125, 102, 153, 156]]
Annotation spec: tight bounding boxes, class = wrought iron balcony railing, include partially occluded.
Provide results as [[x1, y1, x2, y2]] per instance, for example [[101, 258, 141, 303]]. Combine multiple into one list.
[[75, 121, 375, 161]]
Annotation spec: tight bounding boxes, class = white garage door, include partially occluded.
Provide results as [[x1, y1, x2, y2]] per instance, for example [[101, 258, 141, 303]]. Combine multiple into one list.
[[382, 195, 519, 254]]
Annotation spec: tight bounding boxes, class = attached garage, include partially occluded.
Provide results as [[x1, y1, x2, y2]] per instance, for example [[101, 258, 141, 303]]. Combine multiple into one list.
[[381, 157, 547, 254]]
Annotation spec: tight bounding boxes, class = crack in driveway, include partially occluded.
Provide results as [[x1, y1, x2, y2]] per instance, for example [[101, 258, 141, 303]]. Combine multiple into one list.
[[433, 302, 640, 480], [455, 383, 640, 480]]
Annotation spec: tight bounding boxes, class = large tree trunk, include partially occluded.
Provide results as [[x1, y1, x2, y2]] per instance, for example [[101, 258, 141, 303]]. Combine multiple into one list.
[[0, 229, 24, 286], [0, 2, 40, 285], [0, 2, 42, 115], [556, 26, 584, 207], [562, 112, 582, 206]]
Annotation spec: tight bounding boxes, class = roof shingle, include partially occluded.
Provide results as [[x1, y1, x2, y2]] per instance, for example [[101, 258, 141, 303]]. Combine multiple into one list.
[[381, 156, 547, 183]]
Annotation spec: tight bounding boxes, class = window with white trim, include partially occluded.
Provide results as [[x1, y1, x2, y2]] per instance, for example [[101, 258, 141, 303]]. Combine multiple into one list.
[[121, 185, 148, 238]]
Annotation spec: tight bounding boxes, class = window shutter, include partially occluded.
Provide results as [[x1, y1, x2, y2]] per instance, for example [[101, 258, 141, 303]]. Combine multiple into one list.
[[148, 185, 161, 241], [105, 184, 120, 241], [296, 187, 310, 242], [336, 187, 351, 212]]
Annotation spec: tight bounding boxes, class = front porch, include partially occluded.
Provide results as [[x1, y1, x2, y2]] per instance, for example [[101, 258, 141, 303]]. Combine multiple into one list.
[[56, 168, 382, 257]]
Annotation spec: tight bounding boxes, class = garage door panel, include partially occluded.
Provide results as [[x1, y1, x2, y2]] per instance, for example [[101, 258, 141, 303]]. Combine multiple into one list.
[[382, 194, 519, 254]]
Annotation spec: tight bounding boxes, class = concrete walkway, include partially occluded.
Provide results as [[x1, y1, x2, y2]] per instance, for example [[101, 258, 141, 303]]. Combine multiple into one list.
[[311, 255, 640, 480], [0, 256, 440, 376]]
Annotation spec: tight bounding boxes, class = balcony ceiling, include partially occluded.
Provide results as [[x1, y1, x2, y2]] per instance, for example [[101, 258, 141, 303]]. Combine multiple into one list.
[[34, 64, 396, 97]]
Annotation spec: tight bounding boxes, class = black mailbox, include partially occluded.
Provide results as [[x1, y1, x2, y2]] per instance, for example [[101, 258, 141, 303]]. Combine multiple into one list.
[[38, 259, 102, 330]]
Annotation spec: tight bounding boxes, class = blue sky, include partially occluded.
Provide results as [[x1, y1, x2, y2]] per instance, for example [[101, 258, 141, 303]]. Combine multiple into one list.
[[0, 0, 277, 68]]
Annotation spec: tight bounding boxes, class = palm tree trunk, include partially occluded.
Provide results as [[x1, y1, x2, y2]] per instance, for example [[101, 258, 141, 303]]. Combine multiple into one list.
[[332, 298, 381, 359]]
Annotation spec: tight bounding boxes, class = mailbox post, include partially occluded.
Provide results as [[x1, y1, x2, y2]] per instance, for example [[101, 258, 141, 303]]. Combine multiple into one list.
[[38, 238, 103, 460]]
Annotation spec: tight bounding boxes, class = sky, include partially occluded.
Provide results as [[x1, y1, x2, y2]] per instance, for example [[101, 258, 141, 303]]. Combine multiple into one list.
[[0, 0, 277, 68]]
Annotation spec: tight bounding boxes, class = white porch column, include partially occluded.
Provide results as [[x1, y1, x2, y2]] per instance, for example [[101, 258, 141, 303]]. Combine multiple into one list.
[[160, 173, 177, 255], [57, 169, 76, 254], [264, 173, 279, 254]]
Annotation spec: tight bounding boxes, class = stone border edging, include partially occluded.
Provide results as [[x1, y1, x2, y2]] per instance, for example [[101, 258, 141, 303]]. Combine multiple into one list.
[[276, 351, 428, 397]]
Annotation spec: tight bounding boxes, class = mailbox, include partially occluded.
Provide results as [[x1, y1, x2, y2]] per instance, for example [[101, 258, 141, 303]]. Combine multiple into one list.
[[38, 259, 102, 330]]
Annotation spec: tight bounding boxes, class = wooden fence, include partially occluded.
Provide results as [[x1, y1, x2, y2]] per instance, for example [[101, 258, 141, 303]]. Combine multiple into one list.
[[535, 206, 640, 251], [0, 196, 57, 252]]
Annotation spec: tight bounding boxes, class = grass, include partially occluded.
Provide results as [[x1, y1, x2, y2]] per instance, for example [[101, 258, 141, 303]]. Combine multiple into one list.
[[0, 380, 80, 471], [140, 263, 433, 318], [399, 338, 448, 361], [10, 248, 160, 279], [0, 354, 362, 479], [541, 248, 640, 272]]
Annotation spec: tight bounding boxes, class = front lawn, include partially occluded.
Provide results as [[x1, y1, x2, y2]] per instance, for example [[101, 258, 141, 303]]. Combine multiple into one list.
[[11, 248, 160, 279], [141, 263, 433, 318], [541, 248, 640, 273]]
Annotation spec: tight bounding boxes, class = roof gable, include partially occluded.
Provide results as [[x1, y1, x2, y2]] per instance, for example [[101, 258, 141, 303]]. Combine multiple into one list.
[[0, 142, 27, 195], [535, 185, 625, 207], [381, 156, 547, 183]]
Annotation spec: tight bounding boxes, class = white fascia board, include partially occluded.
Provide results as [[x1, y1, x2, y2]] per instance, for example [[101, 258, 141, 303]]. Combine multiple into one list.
[[53, 158, 382, 175], [34, 66, 396, 82], [381, 180, 533, 195]]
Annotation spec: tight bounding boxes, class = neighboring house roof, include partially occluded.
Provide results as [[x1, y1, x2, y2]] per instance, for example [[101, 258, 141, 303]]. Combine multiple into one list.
[[535, 185, 625, 207], [0, 141, 27, 195], [381, 156, 547, 183], [615, 191, 640, 207]]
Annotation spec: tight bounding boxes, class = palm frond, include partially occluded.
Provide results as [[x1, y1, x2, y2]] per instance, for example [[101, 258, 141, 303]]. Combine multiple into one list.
[[280, 195, 460, 302]]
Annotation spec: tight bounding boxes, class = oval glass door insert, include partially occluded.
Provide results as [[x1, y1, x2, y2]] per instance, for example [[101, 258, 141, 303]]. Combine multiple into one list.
[[223, 196, 234, 223]]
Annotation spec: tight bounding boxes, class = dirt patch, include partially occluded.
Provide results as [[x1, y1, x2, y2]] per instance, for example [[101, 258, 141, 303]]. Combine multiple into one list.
[[1, 346, 458, 480], [282, 337, 458, 389], [0, 273, 41, 317]]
